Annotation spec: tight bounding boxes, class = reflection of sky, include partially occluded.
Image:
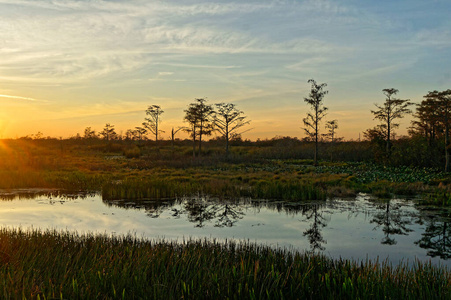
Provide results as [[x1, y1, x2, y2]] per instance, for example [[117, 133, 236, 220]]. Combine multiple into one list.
[[0, 194, 450, 267]]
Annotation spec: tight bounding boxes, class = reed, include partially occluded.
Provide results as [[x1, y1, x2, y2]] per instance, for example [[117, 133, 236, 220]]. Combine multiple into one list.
[[0, 228, 448, 299], [101, 177, 326, 201], [1, 139, 451, 204]]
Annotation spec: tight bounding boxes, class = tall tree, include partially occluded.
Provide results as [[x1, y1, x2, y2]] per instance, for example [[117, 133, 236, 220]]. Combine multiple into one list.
[[83, 127, 97, 139], [323, 120, 338, 143], [423, 90, 451, 172], [184, 105, 199, 158], [99, 123, 117, 141], [410, 98, 442, 145], [134, 125, 147, 141], [144, 105, 164, 142], [125, 129, 135, 140], [303, 79, 328, 165], [184, 98, 214, 157], [323, 119, 339, 162], [213, 103, 251, 156], [371, 88, 412, 158]]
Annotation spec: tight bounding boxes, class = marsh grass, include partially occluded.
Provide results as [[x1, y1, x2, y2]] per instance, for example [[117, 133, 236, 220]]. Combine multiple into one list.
[[0, 228, 448, 299], [101, 177, 326, 201], [1, 139, 451, 204], [424, 188, 451, 206]]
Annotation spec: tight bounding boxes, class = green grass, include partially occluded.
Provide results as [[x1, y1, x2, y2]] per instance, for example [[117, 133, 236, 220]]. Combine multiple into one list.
[[315, 163, 447, 184], [101, 177, 326, 201], [0, 228, 449, 299], [1, 139, 451, 204]]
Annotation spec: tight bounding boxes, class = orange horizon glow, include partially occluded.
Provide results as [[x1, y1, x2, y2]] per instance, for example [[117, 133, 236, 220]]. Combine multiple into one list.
[[0, 1, 448, 142]]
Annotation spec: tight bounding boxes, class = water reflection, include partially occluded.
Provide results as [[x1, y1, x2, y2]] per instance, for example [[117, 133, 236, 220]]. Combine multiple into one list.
[[107, 197, 247, 228], [370, 200, 414, 245], [300, 203, 329, 251], [1, 192, 451, 265], [414, 207, 451, 260]]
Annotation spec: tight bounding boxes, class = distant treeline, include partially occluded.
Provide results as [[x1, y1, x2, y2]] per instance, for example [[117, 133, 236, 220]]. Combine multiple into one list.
[[8, 134, 446, 170], [13, 86, 451, 171]]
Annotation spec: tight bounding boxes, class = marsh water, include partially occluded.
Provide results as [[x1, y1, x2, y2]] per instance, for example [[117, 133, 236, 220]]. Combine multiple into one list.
[[1, 190, 451, 267]]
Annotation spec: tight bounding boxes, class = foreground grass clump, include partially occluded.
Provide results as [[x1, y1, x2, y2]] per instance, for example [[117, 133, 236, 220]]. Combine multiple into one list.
[[0, 229, 449, 299]]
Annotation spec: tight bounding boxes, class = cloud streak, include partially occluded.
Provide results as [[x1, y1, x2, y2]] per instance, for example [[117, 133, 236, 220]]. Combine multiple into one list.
[[0, 0, 450, 139], [0, 94, 40, 102], [0, 0, 347, 83]]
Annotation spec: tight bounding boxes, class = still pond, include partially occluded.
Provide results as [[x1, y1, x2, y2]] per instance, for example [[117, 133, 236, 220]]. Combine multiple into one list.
[[1, 190, 450, 267]]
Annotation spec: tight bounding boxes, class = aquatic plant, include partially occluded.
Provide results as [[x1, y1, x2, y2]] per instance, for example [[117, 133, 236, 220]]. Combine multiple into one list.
[[0, 228, 448, 299], [316, 163, 446, 184]]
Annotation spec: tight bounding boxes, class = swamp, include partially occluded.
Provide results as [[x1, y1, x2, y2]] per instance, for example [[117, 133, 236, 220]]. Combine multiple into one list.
[[3, 1, 451, 298], [0, 138, 451, 298]]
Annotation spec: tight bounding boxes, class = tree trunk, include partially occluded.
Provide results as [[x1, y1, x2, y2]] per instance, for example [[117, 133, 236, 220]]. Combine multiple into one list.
[[445, 101, 450, 172], [171, 128, 175, 155], [445, 123, 450, 172], [199, 120, 203, 157], [314, 110, 318, 166], [192, 126, 196, 158], [225, 125, 229, 157], [313, 105, 318, 166], [386, 116, 391, 158], [314, 138, 318, 166]]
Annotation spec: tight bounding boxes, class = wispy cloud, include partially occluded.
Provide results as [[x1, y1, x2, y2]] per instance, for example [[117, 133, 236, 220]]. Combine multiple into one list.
[[158, 63, 241, 69], [0, 94, 41, 102], [0, 0, 345, 84], [414, 29, 451, 49], [0, 0, 450, 138]]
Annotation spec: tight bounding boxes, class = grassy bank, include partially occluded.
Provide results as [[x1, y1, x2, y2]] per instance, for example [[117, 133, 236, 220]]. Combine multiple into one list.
[[0, 229, 449, 299], [0, 139, 450, 204]]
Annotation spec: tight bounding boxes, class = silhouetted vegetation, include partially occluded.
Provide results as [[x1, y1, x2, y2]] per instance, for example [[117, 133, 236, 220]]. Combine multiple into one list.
[[184, 98, 215, 157], [303, 79, 328, 166], [368, 88, 413, 159], [144, 104, 165, 142], [410, 89, 451, 172], [212, 102, 251, 156]]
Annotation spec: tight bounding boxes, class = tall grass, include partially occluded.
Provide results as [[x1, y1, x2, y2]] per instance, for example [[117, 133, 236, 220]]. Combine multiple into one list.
[[0, 228, 448, 299], [1, 138, 451, 204], [101, 177, 326, 201]]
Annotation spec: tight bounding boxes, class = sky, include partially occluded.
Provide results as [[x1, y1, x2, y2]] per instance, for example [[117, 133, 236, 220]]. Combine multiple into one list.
[[0, 0, 450, 140]]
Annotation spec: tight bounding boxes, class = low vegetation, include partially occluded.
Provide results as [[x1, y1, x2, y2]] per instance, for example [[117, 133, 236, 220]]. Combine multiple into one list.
[[0, 229, 449, 299], [0, 138, 450, 204], [1, 137, 451, 298]]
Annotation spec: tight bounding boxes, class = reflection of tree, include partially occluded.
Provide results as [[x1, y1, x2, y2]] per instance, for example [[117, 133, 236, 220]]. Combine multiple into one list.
[[103, 199, 176, 218], [145, 202, 174, 218], [370, 200, 413, 245], [105, 197, 246, 227], [301, 203, 329, 251], [183, 198, 245, 228], [184, 198, 217, 228], [215, 204, 245, 227], [415, 220, 451, 259], [249, 200, 304, 216]]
